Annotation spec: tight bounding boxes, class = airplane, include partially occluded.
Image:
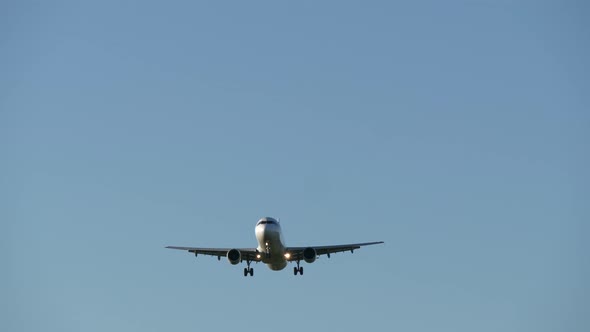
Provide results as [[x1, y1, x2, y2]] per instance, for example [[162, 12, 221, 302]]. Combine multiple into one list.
[[166, 216, 384, 276]]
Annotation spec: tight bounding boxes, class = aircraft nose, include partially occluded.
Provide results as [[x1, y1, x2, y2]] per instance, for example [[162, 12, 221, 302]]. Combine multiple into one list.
[[263, 224, 278, 237]]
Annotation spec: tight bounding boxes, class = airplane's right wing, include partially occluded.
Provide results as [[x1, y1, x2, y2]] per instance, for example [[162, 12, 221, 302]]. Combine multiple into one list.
[[165, 246, 262, 262]]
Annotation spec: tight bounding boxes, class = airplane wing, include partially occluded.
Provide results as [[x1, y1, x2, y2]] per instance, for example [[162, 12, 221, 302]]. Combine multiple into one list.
[[285, 241, 384, 261], [165, 246, 263, 262]]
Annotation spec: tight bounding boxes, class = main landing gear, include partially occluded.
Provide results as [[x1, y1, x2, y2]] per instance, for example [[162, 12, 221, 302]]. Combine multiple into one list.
[[243, 260, 254, 277], [293, 260, 303, 276]]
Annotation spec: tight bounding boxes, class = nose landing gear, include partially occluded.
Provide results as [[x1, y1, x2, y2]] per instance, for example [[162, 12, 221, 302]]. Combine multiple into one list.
[[265, 243, 271, 259]]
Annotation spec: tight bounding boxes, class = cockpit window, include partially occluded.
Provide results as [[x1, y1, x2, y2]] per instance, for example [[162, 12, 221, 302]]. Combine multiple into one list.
[[257, 219, 277, 226]]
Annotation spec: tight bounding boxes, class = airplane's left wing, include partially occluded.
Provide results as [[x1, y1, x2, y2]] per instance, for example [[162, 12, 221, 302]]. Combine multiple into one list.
[[285, 241, 384, 261], [166, 246, 262, 262]]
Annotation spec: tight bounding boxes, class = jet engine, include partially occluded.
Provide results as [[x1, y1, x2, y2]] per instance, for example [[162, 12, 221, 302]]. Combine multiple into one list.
[[226, 249, 241, 265], [303, 247, 317, 264]]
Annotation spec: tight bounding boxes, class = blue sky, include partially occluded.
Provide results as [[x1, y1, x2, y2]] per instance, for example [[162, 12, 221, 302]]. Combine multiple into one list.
[[1, 1, 588, 331]]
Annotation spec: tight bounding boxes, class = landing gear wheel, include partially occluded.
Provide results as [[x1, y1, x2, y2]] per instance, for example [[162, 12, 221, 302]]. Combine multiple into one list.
[[294, 260, 303, 276], [243, 260, 254, 277]]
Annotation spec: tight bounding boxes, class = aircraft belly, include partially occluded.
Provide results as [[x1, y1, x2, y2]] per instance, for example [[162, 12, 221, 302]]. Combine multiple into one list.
[[266, 260, 287, 271], [256, 224, 287, 271]]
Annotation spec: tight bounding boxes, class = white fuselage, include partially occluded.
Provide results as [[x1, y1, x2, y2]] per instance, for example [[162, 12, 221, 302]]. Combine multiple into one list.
[[255, 217, 288, 270]]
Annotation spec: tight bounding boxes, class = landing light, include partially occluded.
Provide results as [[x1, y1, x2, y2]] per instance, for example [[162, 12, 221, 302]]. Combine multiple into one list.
[[284, 253, 291, 259], [256, 254, 261, 259]]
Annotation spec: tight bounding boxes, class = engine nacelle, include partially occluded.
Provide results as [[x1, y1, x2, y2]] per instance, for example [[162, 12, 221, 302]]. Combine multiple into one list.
[[303, 247, 317, 264], [226, 249, 241, 265]]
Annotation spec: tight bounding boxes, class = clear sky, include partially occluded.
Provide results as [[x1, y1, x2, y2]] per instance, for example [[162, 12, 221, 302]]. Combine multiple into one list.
[[1, 1, 588, 331]]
